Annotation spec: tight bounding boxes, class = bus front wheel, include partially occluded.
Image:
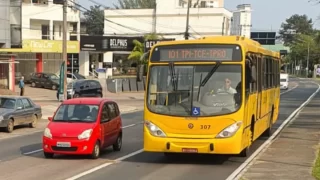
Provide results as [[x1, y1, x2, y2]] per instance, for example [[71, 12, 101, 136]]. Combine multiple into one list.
[[239, 117, 254, 157]]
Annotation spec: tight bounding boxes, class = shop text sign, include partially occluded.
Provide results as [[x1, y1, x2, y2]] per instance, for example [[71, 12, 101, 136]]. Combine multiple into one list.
[[0, 40, 79, 53], [80, 35, 144, 52]]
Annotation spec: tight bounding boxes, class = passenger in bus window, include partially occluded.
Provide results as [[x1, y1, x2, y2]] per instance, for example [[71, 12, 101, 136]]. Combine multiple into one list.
[[217, 78, 237, 94]]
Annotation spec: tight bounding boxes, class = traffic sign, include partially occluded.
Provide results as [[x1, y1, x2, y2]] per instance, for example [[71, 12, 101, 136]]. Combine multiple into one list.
[[192, 107, 200, 116]]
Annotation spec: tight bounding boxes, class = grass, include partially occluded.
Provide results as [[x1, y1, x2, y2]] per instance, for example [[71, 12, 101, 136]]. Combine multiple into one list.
[[312, 148, 320, 180]]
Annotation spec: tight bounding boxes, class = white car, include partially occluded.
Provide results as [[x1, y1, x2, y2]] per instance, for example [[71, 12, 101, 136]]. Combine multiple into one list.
[[280, 73, 289, 90], [66, 72, 86, 83]]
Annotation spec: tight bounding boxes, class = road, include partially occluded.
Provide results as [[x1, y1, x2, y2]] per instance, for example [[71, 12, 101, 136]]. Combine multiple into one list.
[[0, 78, 317, 180]]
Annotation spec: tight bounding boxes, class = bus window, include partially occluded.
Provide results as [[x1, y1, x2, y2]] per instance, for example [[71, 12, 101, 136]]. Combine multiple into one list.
[[245, 58, 252, 92]]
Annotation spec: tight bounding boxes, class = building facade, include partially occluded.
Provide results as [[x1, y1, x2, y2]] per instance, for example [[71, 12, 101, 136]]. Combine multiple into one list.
[[230, 4, 252, 37], [0, 0, 22, 90], [0, 0, 81, 87], [104, 0, 232, 39]]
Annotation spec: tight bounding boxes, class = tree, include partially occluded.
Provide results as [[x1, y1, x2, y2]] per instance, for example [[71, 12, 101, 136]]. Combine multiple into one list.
[[128, 33, 162, 64], [278, 14, 314, 45], [83, 5, 104, 35], [113, 0, 156, 9], [289, 34, 320, 68]]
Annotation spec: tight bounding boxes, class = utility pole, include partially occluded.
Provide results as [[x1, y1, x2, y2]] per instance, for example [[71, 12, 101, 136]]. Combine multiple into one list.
[[184, 0, 191, 40], [152, 2, 157, 33], [62, 0, 68, 100]]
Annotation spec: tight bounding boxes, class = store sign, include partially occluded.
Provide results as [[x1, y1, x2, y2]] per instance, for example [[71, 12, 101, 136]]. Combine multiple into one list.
[[109, 38, 128, 49], [80, 35, 143, 52], [0, 40, 79, 53], [144, 39, 175, 52]]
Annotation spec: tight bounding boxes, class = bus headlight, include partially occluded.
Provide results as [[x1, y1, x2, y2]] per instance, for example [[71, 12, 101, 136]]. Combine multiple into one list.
[[216, 121, 242, 138], [145, 120, 166, 137]]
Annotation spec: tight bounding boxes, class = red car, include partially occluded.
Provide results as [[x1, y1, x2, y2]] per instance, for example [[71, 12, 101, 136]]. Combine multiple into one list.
[[42, 98, 123, 159]]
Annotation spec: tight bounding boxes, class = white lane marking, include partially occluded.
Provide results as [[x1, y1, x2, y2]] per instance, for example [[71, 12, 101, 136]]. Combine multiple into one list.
[[65, 149, 144, 180], [280, 84, 298, 95], [22, 123, 143, 155], [226, 82, 320, 180], [23, 149, 43, 155], [64, 82, 304, 180]]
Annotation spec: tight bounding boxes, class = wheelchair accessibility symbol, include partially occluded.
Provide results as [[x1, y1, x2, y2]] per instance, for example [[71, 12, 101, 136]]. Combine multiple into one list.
[[192, 107, 200, 116]]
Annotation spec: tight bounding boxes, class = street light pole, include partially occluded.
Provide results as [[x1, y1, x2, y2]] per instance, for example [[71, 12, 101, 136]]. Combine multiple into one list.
[[306, 42, 310, 78], [62, 0, 68, 100]]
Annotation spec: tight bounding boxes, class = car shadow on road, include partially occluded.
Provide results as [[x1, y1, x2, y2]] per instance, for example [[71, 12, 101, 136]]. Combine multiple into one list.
[[21, 145, 118, 160], [0, 124, 31, 133], [121, 151, 237, 165]]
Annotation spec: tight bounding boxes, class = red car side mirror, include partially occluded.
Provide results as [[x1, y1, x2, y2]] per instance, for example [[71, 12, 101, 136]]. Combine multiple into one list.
[[48, 117, 53, 121]]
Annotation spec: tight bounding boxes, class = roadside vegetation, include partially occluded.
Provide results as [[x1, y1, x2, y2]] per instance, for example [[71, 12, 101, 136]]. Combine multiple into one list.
[[312, 149, 320, 180]]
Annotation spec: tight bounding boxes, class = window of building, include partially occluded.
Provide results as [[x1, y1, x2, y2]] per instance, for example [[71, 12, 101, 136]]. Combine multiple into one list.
[[41, 25, 49, 40], [52, 25, 55, 40], [200, 1, 206, 7]]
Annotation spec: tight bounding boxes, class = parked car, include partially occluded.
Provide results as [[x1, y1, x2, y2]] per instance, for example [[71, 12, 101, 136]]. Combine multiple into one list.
[[56, 79, 103, 100], [66, 72, 86, 83], [30, 72, 60, 90], [43, 98, 123, 159], [0, 96, 42, 133]]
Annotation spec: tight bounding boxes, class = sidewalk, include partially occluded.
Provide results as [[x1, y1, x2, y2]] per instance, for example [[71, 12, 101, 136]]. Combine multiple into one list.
[[15, 85, 145, 101], [39, 103, 143, 120], [14, 85, 144, 119], [240, 92, 320, 179]]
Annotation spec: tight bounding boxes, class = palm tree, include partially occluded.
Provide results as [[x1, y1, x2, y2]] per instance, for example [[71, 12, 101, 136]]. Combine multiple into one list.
[[114, 0, 156, 9], [128, 33, 163, 64]]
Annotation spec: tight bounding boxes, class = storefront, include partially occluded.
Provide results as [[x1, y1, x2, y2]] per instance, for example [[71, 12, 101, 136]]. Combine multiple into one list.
[[79, 35, 144, 77], [0, 40, 79, 82], [0, 54, 17, 91]]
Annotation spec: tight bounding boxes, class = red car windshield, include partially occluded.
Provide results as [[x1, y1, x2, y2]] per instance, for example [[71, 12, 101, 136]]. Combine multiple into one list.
[[53, 104, 99, 123]]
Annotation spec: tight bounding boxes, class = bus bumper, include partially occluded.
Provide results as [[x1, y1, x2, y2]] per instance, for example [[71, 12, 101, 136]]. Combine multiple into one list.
[[143, 132, 243, 155]]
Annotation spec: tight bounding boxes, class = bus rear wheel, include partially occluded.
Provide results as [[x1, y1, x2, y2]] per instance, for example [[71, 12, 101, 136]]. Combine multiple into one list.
[[262, 107, 274, 137]]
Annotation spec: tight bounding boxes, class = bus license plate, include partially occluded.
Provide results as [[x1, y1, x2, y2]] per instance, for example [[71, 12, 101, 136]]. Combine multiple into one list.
[[56, 142, 71, 147], [182, 148, 198, 153]]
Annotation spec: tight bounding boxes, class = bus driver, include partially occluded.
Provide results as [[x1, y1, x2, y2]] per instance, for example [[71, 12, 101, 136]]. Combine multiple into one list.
[[217, 78, 237, 94]]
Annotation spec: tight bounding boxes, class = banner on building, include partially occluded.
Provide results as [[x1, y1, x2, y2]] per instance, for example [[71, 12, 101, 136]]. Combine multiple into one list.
[[144, 39, 176, 52], [0, 40, 79, 53]]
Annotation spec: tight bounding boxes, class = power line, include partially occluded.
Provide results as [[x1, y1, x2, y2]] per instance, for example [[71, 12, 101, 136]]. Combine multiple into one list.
[[72, 0, 149, 33]]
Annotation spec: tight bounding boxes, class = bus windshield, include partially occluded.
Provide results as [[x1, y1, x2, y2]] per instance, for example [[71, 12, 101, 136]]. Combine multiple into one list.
[[147, 64, 242, 117]]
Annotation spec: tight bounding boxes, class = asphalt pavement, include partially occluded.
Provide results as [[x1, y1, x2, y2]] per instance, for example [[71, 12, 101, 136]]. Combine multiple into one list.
[[0, 79, 316, 180]]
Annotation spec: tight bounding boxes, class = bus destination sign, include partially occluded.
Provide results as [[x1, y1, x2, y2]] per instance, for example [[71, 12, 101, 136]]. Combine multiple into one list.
[[160, 48, 233, 61], [151, 44, 241, 62]]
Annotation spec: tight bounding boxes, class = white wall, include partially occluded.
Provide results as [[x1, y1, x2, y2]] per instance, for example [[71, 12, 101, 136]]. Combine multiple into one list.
[[104, 4, 232, 40], [22, 2, 80, 40], [79, 51, 89, 76]]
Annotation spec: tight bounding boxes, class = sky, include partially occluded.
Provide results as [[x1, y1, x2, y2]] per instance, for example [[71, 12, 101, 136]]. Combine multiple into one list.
[[78, 0, 320, 32]]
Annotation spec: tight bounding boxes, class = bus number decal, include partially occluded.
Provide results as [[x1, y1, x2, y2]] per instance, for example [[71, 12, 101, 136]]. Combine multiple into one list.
[[200, 125, 211, 129]]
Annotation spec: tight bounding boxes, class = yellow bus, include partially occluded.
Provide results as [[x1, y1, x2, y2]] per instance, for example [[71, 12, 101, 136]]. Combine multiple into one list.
[[139, 36, 280, 157]]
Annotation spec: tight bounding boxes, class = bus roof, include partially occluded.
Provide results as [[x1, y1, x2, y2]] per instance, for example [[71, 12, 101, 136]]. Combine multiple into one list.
[[154, 36, 280, 59]]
